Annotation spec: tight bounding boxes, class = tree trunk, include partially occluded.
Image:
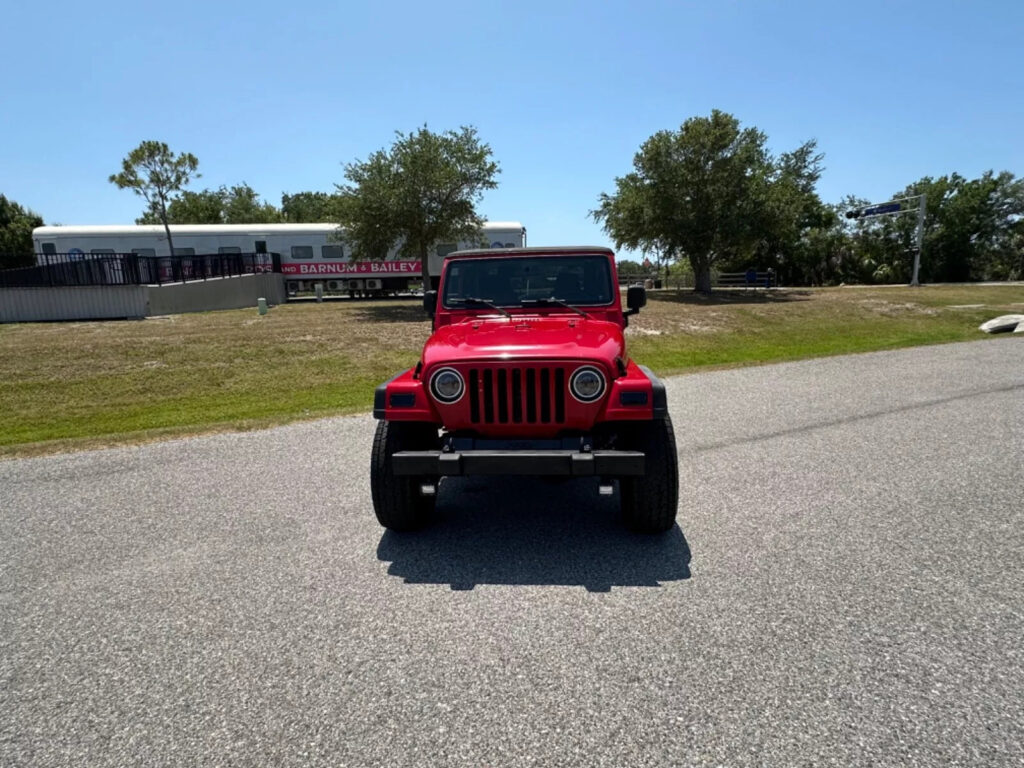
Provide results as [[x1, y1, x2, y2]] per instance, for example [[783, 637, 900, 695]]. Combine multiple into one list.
[[159, 195, 174, 256], [163, 220, 175, 257], [692, 254, 713, 293]]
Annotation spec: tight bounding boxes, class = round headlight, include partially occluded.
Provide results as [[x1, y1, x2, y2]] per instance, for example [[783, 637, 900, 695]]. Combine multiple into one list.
[[430, 367, 465, 403], [570, 366, 606, 403]]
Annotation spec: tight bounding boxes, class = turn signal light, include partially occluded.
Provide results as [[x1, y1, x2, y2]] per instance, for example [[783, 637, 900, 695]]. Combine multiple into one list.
[[619, 391, 649, 406]]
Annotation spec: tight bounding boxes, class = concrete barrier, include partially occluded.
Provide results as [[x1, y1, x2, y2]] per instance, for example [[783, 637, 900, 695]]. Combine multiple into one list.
[[147, 273, 286, 315], [0, 285, 148, 322], [0, 273, 287, 323]]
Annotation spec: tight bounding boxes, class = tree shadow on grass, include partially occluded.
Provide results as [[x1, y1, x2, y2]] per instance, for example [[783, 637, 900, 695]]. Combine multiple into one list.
[[648, 289, 812, 307], [377, 476, 692, 591], [349, 303, 433, 324]]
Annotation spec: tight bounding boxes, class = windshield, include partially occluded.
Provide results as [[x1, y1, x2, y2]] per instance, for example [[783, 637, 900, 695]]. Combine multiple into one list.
[[442, 255, 614, 309]]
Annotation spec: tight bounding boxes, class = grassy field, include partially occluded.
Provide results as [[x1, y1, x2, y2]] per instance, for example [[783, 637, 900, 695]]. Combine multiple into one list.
[[630, 284, 1024, 371], [1, 284, 1021, 456]]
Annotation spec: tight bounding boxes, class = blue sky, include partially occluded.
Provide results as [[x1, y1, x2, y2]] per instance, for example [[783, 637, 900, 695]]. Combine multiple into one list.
[[3, 0, 1022, 258]]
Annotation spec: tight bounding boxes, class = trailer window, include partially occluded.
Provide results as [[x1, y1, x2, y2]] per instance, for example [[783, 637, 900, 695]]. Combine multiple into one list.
[[291, 246, 314, 259], [132, 248, 156, 257], [173, 247, 195, 256], [218, 246, 242, 254], [321, 245, 344, 260], [42, 242, 57, 255]]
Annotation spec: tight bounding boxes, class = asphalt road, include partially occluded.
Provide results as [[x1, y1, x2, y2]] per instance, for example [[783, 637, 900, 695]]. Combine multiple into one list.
[[3, 339, 1023, 767]]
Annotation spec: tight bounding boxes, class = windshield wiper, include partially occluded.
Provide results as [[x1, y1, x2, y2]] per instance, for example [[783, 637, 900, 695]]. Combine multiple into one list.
[[451, 296, 511, 318], [520, 297, 586, 317]]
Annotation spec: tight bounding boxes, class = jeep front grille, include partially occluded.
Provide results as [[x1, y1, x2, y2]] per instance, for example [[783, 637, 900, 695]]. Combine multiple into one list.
[[468, 366, 567, 425]]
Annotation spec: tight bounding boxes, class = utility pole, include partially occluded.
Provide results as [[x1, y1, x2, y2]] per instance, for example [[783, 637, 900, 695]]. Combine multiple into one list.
[[910, 193, 927, 286]]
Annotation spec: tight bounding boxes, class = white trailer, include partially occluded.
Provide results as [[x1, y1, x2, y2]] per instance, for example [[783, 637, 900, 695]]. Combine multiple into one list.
[[31, 222, 527, 294]]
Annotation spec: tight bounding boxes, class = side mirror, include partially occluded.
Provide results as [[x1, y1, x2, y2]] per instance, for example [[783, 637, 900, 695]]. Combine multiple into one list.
[[423, 290, 438, 316], [626, 285, 647, 314]]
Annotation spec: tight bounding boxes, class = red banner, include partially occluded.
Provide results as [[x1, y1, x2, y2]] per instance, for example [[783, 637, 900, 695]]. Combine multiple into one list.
[[281, 261, 422, 275]]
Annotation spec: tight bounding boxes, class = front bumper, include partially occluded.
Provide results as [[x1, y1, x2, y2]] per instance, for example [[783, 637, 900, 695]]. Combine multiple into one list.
[[392, 449, 644, 477]]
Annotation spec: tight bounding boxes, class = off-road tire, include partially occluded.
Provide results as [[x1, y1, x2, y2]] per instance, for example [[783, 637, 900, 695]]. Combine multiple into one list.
[[370, 420, 439, 531], [620, 415, 679, 534]]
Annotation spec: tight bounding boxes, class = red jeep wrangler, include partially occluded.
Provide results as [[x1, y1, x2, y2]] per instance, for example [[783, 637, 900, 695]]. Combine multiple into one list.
[[371, 246, 678, 533]]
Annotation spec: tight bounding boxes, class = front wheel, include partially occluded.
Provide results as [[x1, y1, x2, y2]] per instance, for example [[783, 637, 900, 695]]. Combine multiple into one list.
[[370, 420, 438, 531], [619, 415, 679, 534]]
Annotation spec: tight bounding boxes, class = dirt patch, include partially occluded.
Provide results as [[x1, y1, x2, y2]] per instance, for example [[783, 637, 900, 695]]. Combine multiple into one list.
[[625, 327, 663, 336], [858, 299, 939, 316]]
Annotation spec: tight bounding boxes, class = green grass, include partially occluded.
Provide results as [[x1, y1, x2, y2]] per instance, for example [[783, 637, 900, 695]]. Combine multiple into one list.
[[1, 285, 1021, 456], [0, 301, 428, 455], [628, 285, 1024, 372]]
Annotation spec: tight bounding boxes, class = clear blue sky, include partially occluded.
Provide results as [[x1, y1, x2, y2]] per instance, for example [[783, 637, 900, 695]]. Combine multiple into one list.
[[3, 0, 1022, 259]]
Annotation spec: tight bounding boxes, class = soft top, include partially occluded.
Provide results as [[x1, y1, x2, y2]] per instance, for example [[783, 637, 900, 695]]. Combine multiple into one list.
[[446, 246, 614, 260]]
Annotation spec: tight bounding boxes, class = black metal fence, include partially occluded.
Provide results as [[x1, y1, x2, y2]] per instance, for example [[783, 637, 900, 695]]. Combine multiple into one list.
[[0, 252, 281, 288], [716, 269, 775, 289]]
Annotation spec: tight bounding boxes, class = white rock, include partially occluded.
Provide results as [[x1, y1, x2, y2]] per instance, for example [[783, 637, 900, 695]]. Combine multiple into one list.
[[979, 314, 1024, 333]]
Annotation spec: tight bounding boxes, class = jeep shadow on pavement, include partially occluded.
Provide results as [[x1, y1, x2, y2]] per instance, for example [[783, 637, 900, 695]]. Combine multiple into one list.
[[371, 246, 682, 537], [376, 476, 691, 592]]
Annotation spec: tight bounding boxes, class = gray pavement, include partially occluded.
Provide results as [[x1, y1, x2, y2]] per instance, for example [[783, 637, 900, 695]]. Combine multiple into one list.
[[2, 338, 1023, 767]]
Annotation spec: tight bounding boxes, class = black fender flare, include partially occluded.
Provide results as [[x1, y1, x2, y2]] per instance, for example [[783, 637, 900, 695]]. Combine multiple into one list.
[[637, 365, 668, 417], [372, 370, 408, 419]]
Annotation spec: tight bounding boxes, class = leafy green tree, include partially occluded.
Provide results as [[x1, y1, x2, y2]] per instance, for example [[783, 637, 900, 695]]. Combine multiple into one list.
[[995, 228, 1024, 281], [615, 259, 647, 278], [0, 195, 44, 269], [281, 191, 340, 223], [222, 184, 281, 223], [594, 110, 821, 292], [138, 188, 223, 225], [786, 203, 856, 285], [137, 183, 281, 225], [336, 125, 500, 284], [745, 141, 826, 276], [110, 141, 199, 254]]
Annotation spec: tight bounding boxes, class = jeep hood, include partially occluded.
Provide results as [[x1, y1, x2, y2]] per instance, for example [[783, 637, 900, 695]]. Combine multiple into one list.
[[422, 316, 625, 369]]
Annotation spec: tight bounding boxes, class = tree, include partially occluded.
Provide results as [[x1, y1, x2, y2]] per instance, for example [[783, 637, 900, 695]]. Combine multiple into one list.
[[336, 125, 500, 285], [136, 183, 281, 225], [788, 203, 855, 285], [138, 188, 222, 225], [745, 141, 826, 276], [110, 141, 199, 255], [593, 110, 821, 292], [0, 195, 44, 269], [281, 191, 340, 223], [221, 184, 281, 224], [615, 259, 647, 278]]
